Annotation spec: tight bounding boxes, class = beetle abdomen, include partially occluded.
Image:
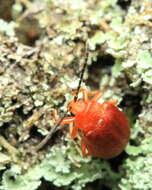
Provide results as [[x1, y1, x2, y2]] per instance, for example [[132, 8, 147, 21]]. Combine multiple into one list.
[[82, 103, 130, 159]]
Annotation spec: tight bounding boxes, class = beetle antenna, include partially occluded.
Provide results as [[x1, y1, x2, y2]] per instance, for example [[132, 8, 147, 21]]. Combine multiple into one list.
[[74, 43, 89, 101], [35, 111, 68, 151], [35, 43, 89, 151]]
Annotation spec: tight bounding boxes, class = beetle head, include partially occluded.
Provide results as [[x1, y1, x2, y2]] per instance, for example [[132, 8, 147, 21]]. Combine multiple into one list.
[[68, 100, 85, 115]]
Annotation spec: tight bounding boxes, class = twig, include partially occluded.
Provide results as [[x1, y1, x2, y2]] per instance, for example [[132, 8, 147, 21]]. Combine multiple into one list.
[[0, 135, 18, 155]]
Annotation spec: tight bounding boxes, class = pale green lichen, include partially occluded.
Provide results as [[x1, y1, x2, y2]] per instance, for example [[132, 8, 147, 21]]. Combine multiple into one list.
[[88, 31, 106, 50], [0, 139, 118, 190], [0, 19, 17, 36], [119, 155, 152, 190], [137, 50, 152, 85], [111, 60, 123, 78], [1, 165, 41, 190], [12, 3, 23, 19], [88, 19, 129, 57], [0, 0, 152, 190]]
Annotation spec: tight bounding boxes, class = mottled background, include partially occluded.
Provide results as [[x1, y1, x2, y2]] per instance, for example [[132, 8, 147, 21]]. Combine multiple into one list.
[[0, 0, 152, 190]]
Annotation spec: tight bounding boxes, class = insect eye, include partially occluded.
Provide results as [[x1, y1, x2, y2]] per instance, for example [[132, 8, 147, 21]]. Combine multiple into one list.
[[69, 112, 75, 116]]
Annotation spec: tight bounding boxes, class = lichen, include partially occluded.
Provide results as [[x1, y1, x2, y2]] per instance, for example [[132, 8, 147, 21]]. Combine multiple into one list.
[[0, 19, 17, 36], [0, 138, 119, 190], [0, 0, 152, 190]]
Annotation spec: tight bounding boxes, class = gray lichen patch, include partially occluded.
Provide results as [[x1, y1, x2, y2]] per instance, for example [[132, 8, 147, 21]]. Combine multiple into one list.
[[0, 34, 85, 162]]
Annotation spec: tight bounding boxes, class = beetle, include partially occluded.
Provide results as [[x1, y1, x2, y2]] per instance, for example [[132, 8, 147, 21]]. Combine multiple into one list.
[[36, 44, 130, 158], [53, 88, 130, 159]]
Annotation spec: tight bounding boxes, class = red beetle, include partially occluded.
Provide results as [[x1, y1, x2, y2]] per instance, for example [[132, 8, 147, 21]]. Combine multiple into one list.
[[54, 89, 130, 159]]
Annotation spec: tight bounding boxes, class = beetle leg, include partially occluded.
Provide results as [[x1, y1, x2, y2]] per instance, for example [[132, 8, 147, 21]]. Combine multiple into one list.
[[91, 91, 103, 101], [81, 139, 90, 156], [52, 110, 75, 125], [72, 89, 89, 101], [60, 117, 75, 125], [108, 99, 118, 105], [72, 89, 103, 102], [88, 90, 101, 96], [81, 89, 88, 101], [70, 125, 78, 138]]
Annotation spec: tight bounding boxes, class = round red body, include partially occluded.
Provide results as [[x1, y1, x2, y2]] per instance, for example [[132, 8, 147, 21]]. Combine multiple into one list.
[[75, 101, 130, 159], [58, 89, 130, 159]]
